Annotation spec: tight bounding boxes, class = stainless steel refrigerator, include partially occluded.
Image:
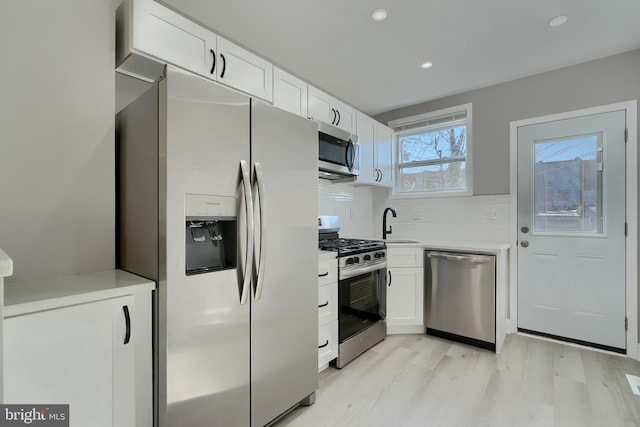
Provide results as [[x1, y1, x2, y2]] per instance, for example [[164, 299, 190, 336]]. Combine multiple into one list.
[[116, 65, 318, 427]]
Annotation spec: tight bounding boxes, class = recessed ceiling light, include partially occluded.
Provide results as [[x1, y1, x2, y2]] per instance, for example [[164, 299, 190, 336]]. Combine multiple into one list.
[[420, 61, 433, 69], [371, 8, 388, 21], [549, 15, 568, 27]]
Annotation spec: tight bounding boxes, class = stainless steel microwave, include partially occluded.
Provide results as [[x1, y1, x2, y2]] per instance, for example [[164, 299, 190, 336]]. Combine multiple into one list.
[[318, 122, 359, 181]]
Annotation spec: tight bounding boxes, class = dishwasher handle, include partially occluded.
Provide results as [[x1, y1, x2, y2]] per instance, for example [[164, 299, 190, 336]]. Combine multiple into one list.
[[427, 251, 493, 264]]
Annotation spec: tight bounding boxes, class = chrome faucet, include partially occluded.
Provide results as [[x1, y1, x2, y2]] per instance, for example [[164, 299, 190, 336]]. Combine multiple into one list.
[[382, 207, 397, 240]]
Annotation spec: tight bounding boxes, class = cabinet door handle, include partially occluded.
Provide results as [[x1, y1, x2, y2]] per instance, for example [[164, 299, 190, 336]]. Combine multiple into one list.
[[376, 169, 381, 182], [209, 49, 216, 75], [379, 170, 383, 182], [318, 272, 329, 277], [318, 340, 329, 349], [318, 301, 329, 308], [388, 271, 392, 287], [123, 305, 131, 345], [331, 108, 336, 125], [220, 53, 227, 78], [336, 109, 341, 125]]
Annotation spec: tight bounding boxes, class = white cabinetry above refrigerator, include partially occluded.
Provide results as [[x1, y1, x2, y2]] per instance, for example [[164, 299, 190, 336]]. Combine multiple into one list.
[[116, 0, 273, 101], [273, 67, 308, 118]]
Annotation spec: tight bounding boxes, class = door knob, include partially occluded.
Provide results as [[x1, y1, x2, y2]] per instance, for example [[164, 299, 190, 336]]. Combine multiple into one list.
[[521, 241, 529, 248], [520, 226, 529, 233]]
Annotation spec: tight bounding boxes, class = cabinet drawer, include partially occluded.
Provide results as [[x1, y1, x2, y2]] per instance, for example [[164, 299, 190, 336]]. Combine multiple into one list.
[[318, 320, 338, 370], [387, 247, 424, 268], [318, 282, 337, 326], [318, 258, 337, 286]]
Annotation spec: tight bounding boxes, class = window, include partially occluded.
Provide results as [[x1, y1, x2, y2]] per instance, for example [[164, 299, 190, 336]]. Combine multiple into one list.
[[389, 104, 472, 197], [533, 133, 603, 234]]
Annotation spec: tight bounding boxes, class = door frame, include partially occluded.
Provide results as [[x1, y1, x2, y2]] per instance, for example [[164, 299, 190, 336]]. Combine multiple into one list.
[[509, 100, 638, 359]]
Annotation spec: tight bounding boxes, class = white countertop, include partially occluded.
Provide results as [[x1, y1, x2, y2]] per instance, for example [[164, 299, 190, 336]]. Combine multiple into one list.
[[4, 269, 155, 317], [0, 247, 13, 277], [385, 240, 510, 254]]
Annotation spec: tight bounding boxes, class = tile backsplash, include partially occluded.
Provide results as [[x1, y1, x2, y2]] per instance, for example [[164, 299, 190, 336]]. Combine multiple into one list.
[[319, 180, 510, 243], [373, 193, 510, 243], [318, 181, 375, 238]]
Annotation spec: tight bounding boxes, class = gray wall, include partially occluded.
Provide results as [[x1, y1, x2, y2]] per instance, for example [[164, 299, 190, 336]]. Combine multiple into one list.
[[376, 49, 640, 195], [376, 49, 640, 342], [0, 0, 117, 282]]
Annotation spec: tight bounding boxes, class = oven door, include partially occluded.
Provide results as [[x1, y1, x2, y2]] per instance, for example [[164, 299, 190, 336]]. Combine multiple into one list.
[[338, 267, 386, 343]]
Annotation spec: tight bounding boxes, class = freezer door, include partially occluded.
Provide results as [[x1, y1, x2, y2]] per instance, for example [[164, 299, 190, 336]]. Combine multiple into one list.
[[250, 101, 319, 426], [161, 66, 252, 427]]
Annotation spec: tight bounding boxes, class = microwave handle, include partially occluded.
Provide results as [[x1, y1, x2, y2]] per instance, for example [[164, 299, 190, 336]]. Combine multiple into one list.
[[346, 141, 355, 171]]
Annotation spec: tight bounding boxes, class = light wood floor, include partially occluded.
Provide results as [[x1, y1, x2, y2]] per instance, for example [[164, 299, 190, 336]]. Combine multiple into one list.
[[275, 333, 640, 427]]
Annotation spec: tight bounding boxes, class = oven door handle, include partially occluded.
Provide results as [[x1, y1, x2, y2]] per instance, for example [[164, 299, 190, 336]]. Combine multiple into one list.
[[340, 263, 387, 279]]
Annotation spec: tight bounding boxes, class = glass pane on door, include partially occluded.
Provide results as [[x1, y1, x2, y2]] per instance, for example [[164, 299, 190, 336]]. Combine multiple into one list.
[[533, 134, 602, 234]]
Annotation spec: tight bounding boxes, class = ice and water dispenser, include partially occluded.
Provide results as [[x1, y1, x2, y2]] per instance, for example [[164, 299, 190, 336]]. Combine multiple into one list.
[[185, 194, 237, 275]]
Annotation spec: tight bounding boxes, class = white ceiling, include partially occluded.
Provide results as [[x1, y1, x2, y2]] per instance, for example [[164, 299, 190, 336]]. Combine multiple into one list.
[[160, 0, 640, 116]]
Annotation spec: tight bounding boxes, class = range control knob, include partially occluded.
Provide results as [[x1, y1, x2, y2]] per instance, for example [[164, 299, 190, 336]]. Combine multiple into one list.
[[364, 254, 371, 261], [346, 257, 354, 265], [375, 252, 386, 258], [353, 256, 360, 264], [374, 252, 381, 259]]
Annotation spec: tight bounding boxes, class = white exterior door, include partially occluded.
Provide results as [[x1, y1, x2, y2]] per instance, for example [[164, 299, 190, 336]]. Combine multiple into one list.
[[517, 109, 627, 350]]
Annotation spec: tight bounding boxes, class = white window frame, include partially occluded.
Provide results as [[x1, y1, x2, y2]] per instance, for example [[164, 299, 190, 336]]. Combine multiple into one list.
[[388, 103, 473, 198]]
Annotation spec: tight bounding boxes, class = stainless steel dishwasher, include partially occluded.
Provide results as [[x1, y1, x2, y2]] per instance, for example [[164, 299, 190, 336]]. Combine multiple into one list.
[[424, 251, 496, 351]]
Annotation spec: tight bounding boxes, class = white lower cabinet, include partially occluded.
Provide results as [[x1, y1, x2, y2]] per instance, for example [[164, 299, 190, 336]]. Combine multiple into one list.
[[4, 296, 135, 426], [318, 321, 338, 369], [318, 256, 338, 371], [3, 281, 153, 427], [386, 247, 424, 334]]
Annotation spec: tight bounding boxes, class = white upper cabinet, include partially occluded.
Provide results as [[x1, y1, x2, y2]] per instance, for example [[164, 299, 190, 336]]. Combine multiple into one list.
[[215, 37, 273, 101], [332, 98, 356, 134], [117, 0, 273, 101], [273, 67, 308, 117], [376, 123, 394, 187], [356, 112, 377, 183], [355, 113, 394, 188], [308, 86, 356, 133]]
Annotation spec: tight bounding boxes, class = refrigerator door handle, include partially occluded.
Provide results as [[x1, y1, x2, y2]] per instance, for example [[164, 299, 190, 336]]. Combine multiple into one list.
[[253, 161, 267, 301], [240, 160, 254, 305]]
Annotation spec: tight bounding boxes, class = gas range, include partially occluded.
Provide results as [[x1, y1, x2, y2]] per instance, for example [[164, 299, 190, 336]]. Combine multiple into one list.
[[318, 215, 387, 369], [318, 237, 386, 256], [318, 234, 387, 279]]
